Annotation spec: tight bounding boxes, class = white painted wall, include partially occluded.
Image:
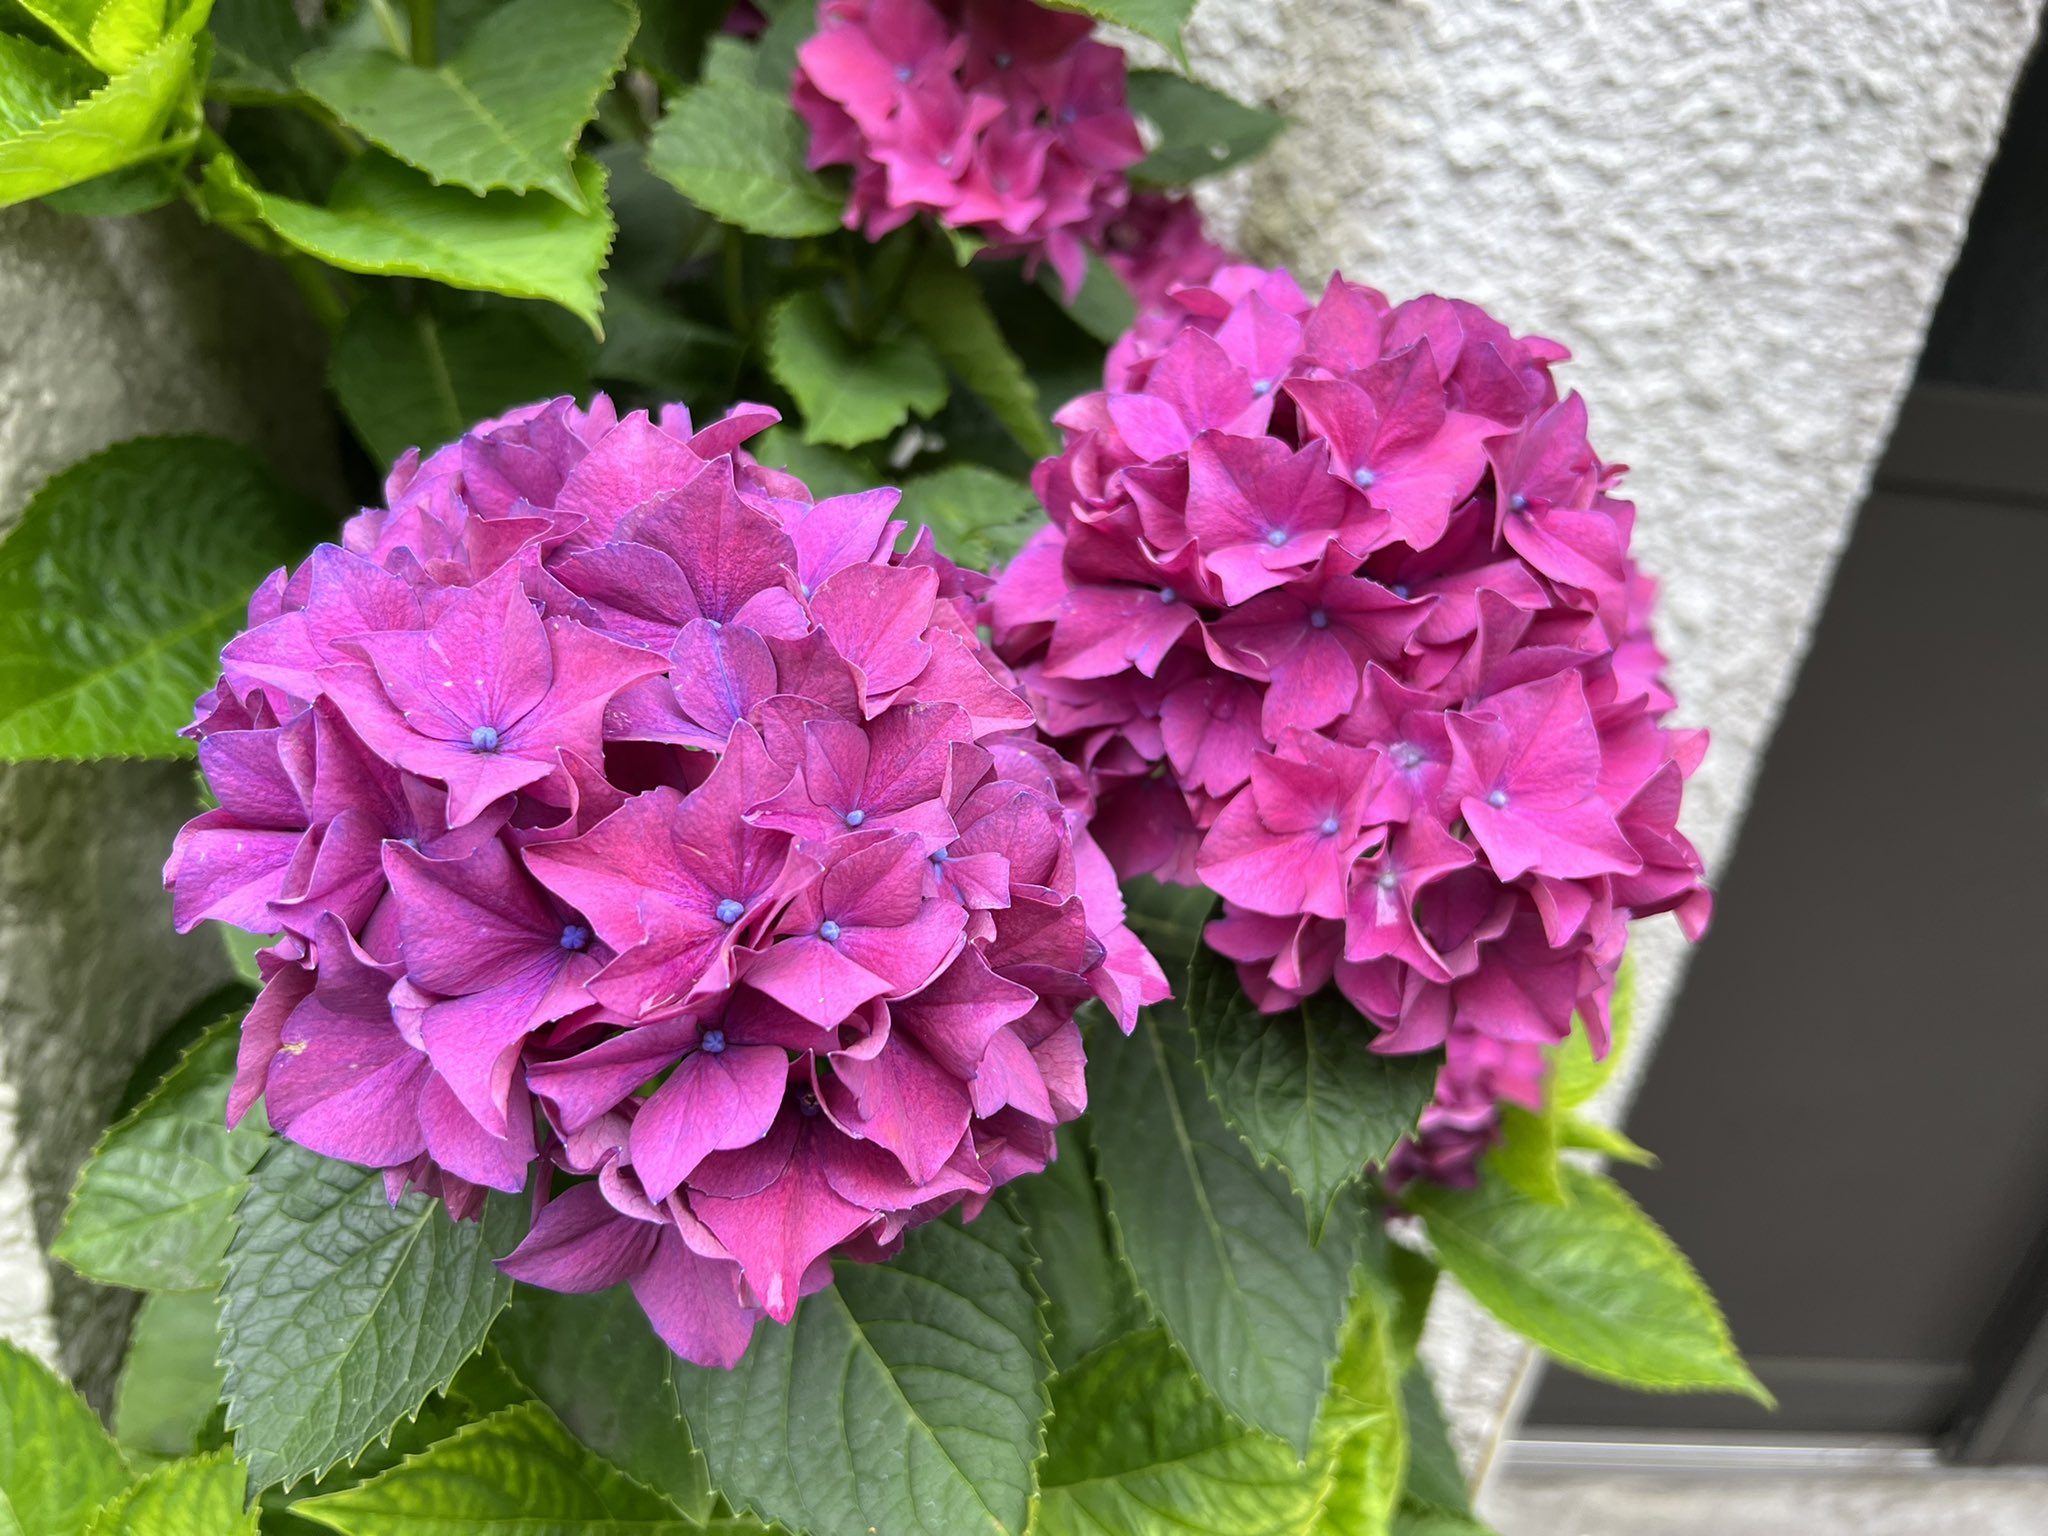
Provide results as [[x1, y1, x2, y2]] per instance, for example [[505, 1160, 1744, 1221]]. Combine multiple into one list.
[[1171, 0, 2042, 1473]]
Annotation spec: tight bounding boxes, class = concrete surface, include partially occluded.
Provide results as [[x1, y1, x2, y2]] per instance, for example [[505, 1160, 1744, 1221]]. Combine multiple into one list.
[[1483, 1468, 2048, 1536], [0, 201, 334, 1397], [1170, 0, 2044, 1477]]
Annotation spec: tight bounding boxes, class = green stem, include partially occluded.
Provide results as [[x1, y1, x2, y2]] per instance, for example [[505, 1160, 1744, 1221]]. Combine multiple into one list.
[[365, 0, 409, 57], [407, 0, 437, 66]]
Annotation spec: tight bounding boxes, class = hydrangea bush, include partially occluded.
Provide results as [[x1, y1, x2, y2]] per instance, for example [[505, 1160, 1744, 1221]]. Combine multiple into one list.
[[1, 1, 1764, 1533]]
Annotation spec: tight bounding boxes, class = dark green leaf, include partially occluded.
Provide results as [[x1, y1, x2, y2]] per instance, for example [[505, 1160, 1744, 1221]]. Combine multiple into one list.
[[1187, 946, 1440, 1239], [296, 0, 637, 208], [1041, 0, 1195, 61], [201, 152, 614, 333], [0, 1338, 129, 1536], [599, 138, 712, 289], [1406, 1165, 1770, 1402], [37, 152, 181, 213], [83, 1448, 256, 1536], [1397, 1364, 1475, 1521], [746, 0, 817, 93], [1000, 1124, 1146, 1372], [53, 1012, 270, 1289], [765, 290, 947, 448], [112, 1290, 227, 1464], [221, 1140, 524, 1491], [593, 287, 741, 401], [674, 1206, 1050, 1536], [112, 981, 252, 1119], [1091, 1005, 1361, 1455], [896, 464, 1042, 572], [289, 1401, 701, 1535], [1043, 247, 1135, 345], [1485, 1102, 1567, 1206], [1307, 1283, 1405, 1536], [1034, 1329, 1317, 1536], [646, 74, 843, 238], [902, 256, 1057, 458], [329, 287, 591, 465], [495, 1284, 715, 1521], [208, 0, 309, 100], [1115, 874, 1214, 982], [1127, 69, 1287, 186], [745, 425, 876, 499]]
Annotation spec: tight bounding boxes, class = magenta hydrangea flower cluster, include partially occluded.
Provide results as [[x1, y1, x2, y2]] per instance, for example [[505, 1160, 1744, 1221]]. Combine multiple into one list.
[[792, 0, 1144, 298], [165, 395, 1165, 1366], [987, 265, 1711, 1184], [1100, 190, 1229, 313]]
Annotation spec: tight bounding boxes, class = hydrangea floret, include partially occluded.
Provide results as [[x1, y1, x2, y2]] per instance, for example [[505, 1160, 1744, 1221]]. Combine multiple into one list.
[[792, 0, 1145, 297], [166, 395, 1166, 1365], [987, 265, 1711, 1184]]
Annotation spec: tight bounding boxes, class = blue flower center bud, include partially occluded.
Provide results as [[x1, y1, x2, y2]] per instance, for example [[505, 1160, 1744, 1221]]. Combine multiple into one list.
[[1308, 608, 1330, 629], [894, 63, 912, 82], [715, 898, 745, 925], [1059, 105, 1078, 125], [399, 836, 421, 851], [1265, 528, 1288, 547], [1487, 788, 1510, 808], [843, 808, 866, 827], [1353, 467, 1376, 489], [558, 923, 589, 951], [1394, 742, 1425, 769], [1320, 816, 1341, 836], [799, 1092, 822, 1117], [819, 919, 843, 942], [1378, 867, 1400, 891], [930, 847, 951, 864], [1509, 492, 1529, 513], [469, 725, 500, 752], [1252, 376, 1273, 396], [1158, 586, 1178, 605], [1392, 583, 1411, 599], [700, 1028, 726, 1055], [994, 50, 1012, 67], [799, 582, 813, 599]]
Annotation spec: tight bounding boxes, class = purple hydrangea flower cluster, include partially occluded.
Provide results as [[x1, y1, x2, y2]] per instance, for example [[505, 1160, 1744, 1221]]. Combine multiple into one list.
[[1100, 190, 1229, 314], [166, 395, 1165, 1365], [987, 265, 1710, 1184], [792, 0, 1144, 298]]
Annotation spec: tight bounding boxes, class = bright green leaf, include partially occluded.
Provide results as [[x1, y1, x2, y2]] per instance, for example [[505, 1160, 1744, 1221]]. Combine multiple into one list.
[[19, 0, 166, 72], [494, 1284, 714, 1522], [674, 1206, 1050, 1536], [0, 1339, 129, 1536], [296, 0, 636, 209], [745, 425, 877, 499], [1041, 0, 1195, 61], [1556, 1111, 1658, 1168], [1307, 1284, 1405, 1536], [112, 1290, 226, 1464], [291, 1401, 699, 1535], [221, 1140, 523, 1491], [0, 435, 326, 760], [330, 287, 591, 465], [766, 289, 947, 448], [1033, 1328, 1317, 1536], [1043, 247, 1135, 345], [1091, 1005, 1361, 1456], [0, 11, 201, 208], [1001, 1124, 1147, 1373], [902, 257, 1057, 458], [1549, 952, 1634, 1112], [53, 1011, 270, 1289], [83, 1448, 256, 1536], [208, 0, 309, 99], [1127, 69, 1287, 186], [201, 152, 614, 333], [1485, 1102, 1567, 1207], [1187, 943, 1440, 1239], [1406, 1165, 1770, 1402], [645, 74, 842, 237], [897, 464, 1043, 571], [1358, 1225, 1437, 1370], [215, 923, 269, 987]]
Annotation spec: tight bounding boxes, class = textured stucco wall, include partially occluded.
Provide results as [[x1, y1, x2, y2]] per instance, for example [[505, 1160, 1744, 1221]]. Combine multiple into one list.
[[0, 202, 334, 1396], [1168, 0, 2042, 1477]]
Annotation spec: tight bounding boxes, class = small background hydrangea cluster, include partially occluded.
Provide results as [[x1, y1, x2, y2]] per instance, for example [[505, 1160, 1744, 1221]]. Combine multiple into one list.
[[793, 0, 1172, 298], [166, 395, 1164, 1366], [988, 265, 1711, 1184]]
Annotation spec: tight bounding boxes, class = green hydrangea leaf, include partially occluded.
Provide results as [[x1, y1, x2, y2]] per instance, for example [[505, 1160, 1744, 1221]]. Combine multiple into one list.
[[112, 1290, 227, 1465], [37, 152, 182, 214], [1042, 246, 1136, 345], [1555, 1111, 1657, 1168], [296, 0, 636, 209], [766, 289, 948, 448], [1396, 1365, 1479, 1525], [1127, 69, 1287, 185], [1032, 1329, 1318, 1536], [0, 1339, 129, 1536], [1186, 942, 1440, 1240], [0, 8, 203, 208], [1485, 1102, 1567, 1206], [1091, 1005, 1362, 1456], [674, 1206, 1050, 1536], [1116, 874, 1214, 981], [494, 1284, 715, 1522], [19, 0, 166, 72], [330, 287, 591, 465], [745, 425, 877, 499], [288, 1401, 702, 1535], [0, 435, 326, 761], [220, 1140, 524, 1492], [1040, 0, 1195, 62], [1001, 1124, 1147, 1373], [897, 464, 1042, 572], [1306, 1284, 1405, 1536], [1405, 1165, 1770, 1402], [201, 151, 614, 333], [902, 257, 1058, 458], [53, 1011, 269, 1289], [646, 74, 843, 237], [83, 1448, 256, 1536], [207, 0, 310, 100], [593, 287, 742, 402]]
